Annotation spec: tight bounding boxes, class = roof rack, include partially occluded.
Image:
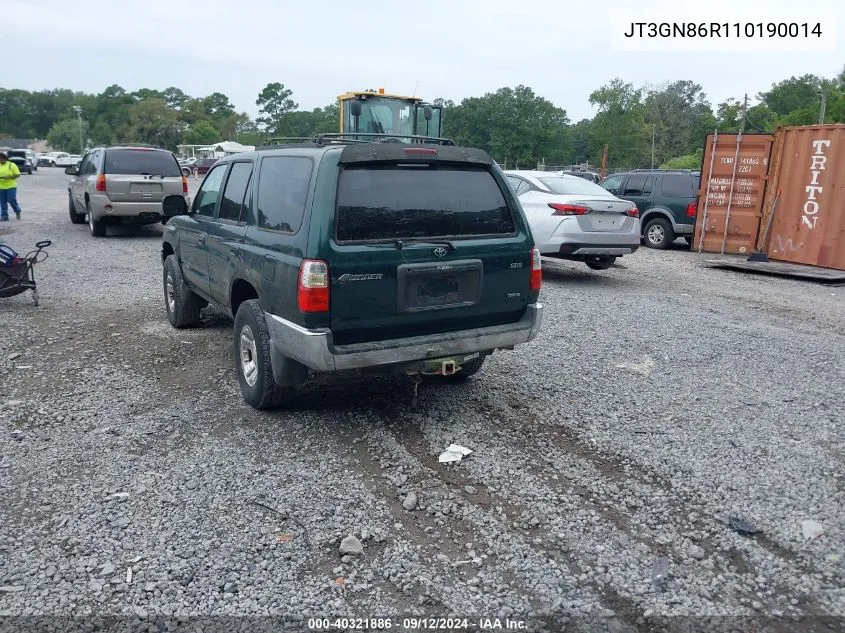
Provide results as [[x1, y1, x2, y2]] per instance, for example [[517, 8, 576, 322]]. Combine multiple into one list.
[[261, 137, 317, 146]]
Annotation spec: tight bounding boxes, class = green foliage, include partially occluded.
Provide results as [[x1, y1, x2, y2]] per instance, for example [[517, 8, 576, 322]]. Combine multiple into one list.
[[2, 66, 844, 166], [126, 99, 183, 150], [182, 120, 220, 145], [47, 118, 89, 154], [444, 86, 572, 167], [660, 148, 703, 169], [256, 82, 298, 132]]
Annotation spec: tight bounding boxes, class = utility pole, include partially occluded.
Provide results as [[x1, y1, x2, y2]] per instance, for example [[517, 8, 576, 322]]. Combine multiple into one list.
[[819, 91, 827, 124], [651, 124, 655, 169], [739, 94, 748, 134], [72, 106, 84, 154]]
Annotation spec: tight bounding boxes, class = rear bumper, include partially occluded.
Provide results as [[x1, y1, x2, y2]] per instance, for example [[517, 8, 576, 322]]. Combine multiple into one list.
[[265, 303, 544, 372], [555, 242, 640, 256], [89, 195, 189, 220]]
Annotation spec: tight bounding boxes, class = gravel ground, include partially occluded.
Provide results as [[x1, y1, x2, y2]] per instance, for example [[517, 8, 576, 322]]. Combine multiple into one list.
[[0, 169, 843, 632]]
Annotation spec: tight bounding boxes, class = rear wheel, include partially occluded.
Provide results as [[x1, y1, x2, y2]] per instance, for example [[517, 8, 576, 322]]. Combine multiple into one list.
[[586, 256, 617, 270], [163, 255, 202, 328], [644, 218, 673, 249], [233, 299, 295, 409], [87, 201, 106, 237], [68, 195, 85, 224]]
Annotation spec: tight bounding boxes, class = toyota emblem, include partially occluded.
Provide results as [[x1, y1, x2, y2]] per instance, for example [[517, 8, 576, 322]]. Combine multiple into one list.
[[433, 247, 447, 258]]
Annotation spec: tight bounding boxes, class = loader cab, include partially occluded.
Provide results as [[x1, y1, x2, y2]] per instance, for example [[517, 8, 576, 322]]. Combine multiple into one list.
[[338, 89, 443, 141]]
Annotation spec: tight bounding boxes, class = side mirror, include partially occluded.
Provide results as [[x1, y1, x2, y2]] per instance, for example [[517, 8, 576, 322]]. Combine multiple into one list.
[[350, 100, 363, 118], [162, 195, 190, 218], [64, 166, 79, 176], [423, 106, 433, 121]]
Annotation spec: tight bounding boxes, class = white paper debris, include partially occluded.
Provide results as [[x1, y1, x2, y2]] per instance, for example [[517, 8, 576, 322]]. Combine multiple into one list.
[[126, 567, 133, 584], [801, 520, 824, 540], [438, 444, 473, 463]]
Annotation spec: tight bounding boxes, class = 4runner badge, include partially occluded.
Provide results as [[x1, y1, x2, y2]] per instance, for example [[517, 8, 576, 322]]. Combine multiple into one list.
[[433, 247, 447, 258], [338, 273, 383, 282]]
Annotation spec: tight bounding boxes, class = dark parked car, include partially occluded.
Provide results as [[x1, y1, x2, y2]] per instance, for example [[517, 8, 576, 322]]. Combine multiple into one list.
[[160, 136, 544, 409], [194, 157, 218, 175], [5, 150, 32, 174], [598, 169, 700, 249]]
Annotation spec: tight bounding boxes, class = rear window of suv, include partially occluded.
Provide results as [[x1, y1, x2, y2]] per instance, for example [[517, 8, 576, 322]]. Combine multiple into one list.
[[104, 149, 181, 176], [335, 165, 515, 242], [660, 174, 695, 197]]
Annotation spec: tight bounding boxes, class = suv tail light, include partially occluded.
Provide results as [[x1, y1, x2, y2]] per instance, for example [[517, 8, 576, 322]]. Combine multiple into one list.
[[686, 201, 697, 217], [530, 248, 542, 291], [404, 147, 437, 156], [625, 205, 639, 218], [298, 260, 329, 312], [95, 174, 106, 192], [182, 175, 188, 194], [549, 203, 590, 216]]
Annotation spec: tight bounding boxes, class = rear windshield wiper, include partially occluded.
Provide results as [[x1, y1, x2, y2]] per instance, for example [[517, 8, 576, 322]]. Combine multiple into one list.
[[394, 238, 456, 251]]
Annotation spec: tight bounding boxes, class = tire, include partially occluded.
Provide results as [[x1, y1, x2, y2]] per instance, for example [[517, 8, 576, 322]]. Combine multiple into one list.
[[49, 161, 56, 167], [181, 167, 191, 177], [443, 355, 485, 382], [683, 236, 693, 248], [233, 299, 295, 409], [163, 255, 202, 328], [586, 256, 617, 270], [87, 200, 106, 237], [643, 218, 673, 249], [68, 194, 85, 224]]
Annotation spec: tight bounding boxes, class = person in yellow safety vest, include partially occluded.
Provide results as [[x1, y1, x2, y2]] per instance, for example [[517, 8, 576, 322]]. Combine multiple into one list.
[[0, 152, 23, 221]]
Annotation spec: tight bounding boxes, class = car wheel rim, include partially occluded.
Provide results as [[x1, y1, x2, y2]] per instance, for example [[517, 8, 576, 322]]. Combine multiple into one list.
[[648, 225, 664, 244], [88, 208, 94, 231], [239, 325, 259, 387], [165, 273, 176, 313]]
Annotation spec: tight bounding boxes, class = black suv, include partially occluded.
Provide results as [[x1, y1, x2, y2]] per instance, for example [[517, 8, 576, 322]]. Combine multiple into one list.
[[160, 134, 544, 409], [598, 169, 700, 249]]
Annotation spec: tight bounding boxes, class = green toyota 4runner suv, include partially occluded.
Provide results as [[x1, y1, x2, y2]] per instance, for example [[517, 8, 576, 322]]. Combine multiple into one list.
[[161, 136, 544, 409]]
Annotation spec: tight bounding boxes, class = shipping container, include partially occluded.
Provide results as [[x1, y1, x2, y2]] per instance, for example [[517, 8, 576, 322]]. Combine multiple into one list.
[[693, 132, 774, 254], [758, 124, 845, 271]]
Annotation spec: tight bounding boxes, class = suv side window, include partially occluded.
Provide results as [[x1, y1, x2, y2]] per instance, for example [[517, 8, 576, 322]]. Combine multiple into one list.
[[660, 174, 694, 197], [622, 175, 653, 196], [194, 164, 227, 217], [218, 162, 253, 222], [255, 156, 312, 233], [600, 175, 624, 194]]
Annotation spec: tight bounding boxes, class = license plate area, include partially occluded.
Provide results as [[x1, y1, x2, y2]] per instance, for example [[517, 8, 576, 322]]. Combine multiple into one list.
[[129, 183, 162, 194], [397, 259, 483, 313]]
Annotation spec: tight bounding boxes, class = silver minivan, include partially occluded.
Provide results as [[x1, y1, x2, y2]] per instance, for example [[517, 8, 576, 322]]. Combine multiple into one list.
[[66, 146, 190, 237]]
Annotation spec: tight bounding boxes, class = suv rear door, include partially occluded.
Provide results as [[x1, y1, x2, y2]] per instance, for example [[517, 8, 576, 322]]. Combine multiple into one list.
[[322, 145, 534, 346], [658, 173, 697, 225], [102, 149, 184, 203]]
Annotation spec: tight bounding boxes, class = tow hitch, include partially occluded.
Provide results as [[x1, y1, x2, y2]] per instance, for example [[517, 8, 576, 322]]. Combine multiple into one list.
[[440, 360, 457, 376]]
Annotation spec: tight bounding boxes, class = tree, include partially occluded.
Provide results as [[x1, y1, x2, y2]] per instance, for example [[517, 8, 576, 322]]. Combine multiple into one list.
[[47, 118, 88, 153], [445, 86, 571, 167], [182, 120, 220, 145], [660, 148, 703, 169], [758, 74, 825, 116], [126, 98, 183, 149], [256, 83, 298, 131], [588, 79, 649, 168], [163, 87, 190, 110], [643, 80, 713, 161]]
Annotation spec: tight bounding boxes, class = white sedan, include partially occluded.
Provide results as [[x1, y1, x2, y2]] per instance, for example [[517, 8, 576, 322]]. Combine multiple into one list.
[[504, 170, 641, 270]]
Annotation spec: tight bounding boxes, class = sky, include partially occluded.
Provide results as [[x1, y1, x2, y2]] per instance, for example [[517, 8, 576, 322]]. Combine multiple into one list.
[[5, 0, 843, 123]]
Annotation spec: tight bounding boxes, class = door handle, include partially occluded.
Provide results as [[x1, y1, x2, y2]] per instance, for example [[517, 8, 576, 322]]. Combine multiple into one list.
[[197, 235, 206, 246]]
